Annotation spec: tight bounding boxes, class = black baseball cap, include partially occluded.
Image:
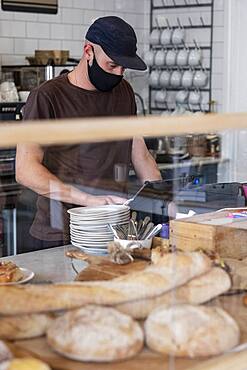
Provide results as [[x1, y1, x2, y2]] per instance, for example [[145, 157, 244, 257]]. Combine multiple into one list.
[[85, 16, 147, 71]]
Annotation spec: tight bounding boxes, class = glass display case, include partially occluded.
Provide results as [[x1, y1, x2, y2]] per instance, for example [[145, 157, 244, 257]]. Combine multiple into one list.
[[0, 112, 246, 369], [1, 63, 77, 92]]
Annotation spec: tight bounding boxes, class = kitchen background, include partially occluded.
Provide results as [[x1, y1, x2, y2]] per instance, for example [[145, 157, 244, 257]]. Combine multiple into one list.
[[0, 0, 247, 256], [1, 0, 246, 182]]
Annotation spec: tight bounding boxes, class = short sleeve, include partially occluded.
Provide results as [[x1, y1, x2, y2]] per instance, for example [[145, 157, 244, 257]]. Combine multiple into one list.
[[23, 89, 55, 120]]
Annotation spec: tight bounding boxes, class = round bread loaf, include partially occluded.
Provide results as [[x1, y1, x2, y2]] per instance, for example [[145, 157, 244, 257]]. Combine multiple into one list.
[[145, 304, 240, 358], [47, 305, 144, 362], [0, 314, 53, 340], [7, 358, 51, 370], [0, 340, 12, 363]]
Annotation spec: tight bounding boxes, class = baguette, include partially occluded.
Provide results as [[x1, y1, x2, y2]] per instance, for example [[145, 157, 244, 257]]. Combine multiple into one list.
[[0, 314, 54, 340], [116, 267, 231, 319], [0, 252, 211, 315]]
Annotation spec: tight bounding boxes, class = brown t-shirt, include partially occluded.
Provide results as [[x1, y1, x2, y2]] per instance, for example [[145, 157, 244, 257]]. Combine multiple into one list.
[[23, 74, 136, 242]]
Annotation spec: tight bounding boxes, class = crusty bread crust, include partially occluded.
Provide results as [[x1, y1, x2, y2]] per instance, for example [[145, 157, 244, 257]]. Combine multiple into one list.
[[145, 304, 240, 357], [47, 305, 144, 362], [0, 252, 211, 315], [0, 314, 54, 340], [115, 267, 231, 319]]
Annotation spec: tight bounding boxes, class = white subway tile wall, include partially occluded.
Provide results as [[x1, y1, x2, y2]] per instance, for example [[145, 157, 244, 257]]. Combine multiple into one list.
[[0, 0, 224, 111]]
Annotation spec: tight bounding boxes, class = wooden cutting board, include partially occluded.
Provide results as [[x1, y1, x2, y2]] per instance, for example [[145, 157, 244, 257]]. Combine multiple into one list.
[[170, 210, 247, 259], [74, 253, 150, 281]]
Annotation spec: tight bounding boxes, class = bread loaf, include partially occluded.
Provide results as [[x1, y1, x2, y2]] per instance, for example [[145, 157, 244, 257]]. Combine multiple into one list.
[[0, 252, 211, 315], [47, 305, 143, 362], [0, 340, 12, 363], [244, 295, 247, 306], [0, 314, 54, 340], [116, 267, 231, 319], [7, 358, 51, 370], [145, 304, 240, 357]]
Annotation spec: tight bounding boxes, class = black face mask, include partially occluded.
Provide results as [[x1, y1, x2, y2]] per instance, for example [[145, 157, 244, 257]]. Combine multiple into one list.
[[88, 54, 123, 92]]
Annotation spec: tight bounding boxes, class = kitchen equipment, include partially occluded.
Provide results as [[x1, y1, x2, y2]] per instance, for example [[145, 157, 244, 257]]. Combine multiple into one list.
[[143, 50, 155, 67], [155, 90, 167, 104], [189, 90, 202, 105], [149, 28, 160, 45], [170, 70, 182, 87], [182, 70, 194, 88], [149, 70, 160, 88], [0, 81, 19, 103], [176, 90, 189, 104], [166, 49, 177, 66], [18, 91, 30, 102], [149, 1, 214, 115], [159, 70, 170, 88], [187, 134, 207, 157], [154, 49, 166, 67], [165, 136, 188, 156], [177, 48, 189, 66], [193, 70, 208, 88], [160, 27, 172, 45], [172, 26, 185, 45], [188, 47, 202, 67], [68, 205, 130, 255], [35, 50, 69, 65], [124, 182, 148, 206]]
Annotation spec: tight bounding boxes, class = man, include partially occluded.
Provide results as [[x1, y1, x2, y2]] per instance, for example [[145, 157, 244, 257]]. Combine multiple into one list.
[[16, 16, 161, 250]]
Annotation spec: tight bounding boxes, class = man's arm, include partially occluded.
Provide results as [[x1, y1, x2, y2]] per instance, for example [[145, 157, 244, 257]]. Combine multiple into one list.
[[131, 137, 162, 183], [16, 143, 126, 206]]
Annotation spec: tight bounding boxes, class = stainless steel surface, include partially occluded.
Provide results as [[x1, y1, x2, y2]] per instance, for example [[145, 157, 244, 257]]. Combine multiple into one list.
[[0, 245, 87, 283]]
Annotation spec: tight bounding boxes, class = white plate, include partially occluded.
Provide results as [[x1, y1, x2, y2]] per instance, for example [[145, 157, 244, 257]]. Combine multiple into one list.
[[68, 205, 129, 216], [70, 216, 130, 225], [70, 234, 112, 241], [71, 240, 109, 248], [0, 268, 34, 286], [73, 245, 108, 256]]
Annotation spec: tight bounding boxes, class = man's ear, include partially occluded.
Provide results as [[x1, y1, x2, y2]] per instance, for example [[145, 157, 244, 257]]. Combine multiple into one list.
[[84, 43, 94, 63]]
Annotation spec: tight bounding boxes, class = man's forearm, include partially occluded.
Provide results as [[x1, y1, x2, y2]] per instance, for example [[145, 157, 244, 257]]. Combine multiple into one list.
[[17, 161, 89, 205]]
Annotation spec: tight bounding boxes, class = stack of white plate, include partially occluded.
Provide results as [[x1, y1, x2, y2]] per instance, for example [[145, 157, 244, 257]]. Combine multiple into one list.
[[68, 205, 130, 255]]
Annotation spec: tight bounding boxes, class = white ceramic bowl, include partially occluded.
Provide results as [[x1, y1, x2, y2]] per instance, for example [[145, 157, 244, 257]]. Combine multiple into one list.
[[114, 238, 152, 249]]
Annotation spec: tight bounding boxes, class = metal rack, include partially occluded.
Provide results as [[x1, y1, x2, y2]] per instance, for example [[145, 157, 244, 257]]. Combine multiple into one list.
[[149, 0, 214, 114]]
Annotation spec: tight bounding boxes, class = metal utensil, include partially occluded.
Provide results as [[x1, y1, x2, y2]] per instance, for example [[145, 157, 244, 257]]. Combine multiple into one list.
[[145, 224, 163, 239], [140, 222, 154, 240], [131, 211, 137, 222], [138, 216, 151, 239], [124, 182, 149, 206], [108, 224, 120, 239], [130, 219, 138, 240]]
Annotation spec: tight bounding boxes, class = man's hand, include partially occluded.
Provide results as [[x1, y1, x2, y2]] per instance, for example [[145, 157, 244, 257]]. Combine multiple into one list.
[[84, 194, 127, 206]]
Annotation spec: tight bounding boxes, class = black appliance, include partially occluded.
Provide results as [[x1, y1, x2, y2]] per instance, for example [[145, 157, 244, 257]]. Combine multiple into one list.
[[0, 102, 24, 256]]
